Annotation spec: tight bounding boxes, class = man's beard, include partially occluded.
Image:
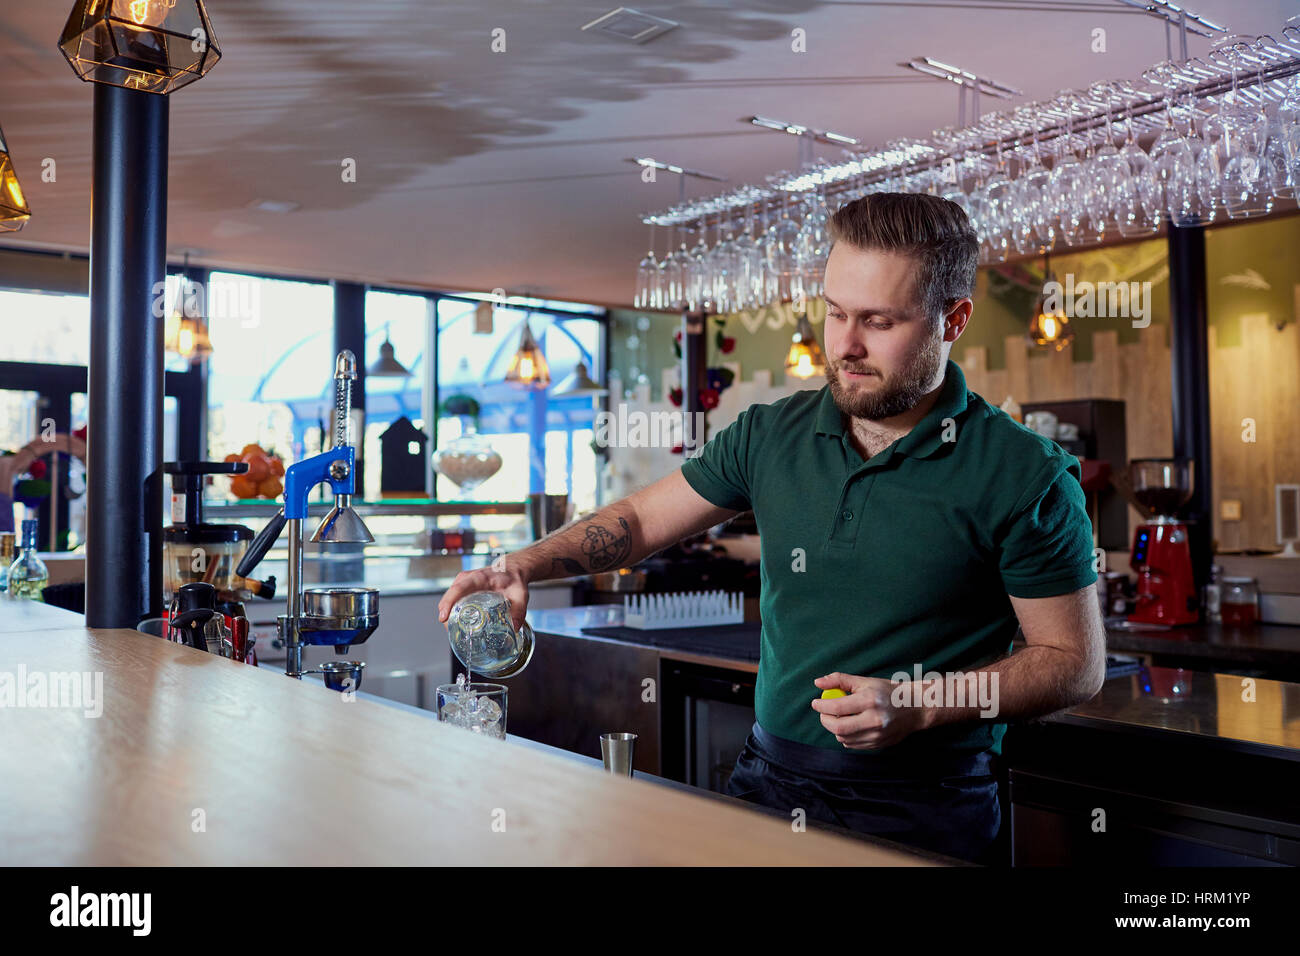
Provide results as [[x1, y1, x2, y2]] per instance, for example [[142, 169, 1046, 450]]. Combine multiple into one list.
[[825, 325, 945, 420]]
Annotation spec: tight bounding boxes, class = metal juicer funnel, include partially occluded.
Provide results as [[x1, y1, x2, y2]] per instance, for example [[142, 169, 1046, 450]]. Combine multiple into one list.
[[311, 494, 374, 544]]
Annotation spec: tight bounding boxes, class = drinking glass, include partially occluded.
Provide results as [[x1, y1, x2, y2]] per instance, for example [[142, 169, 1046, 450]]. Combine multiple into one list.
[[1047, 91, 1088, 247], [633, 221, 659, 310], [686, 217, 712, 310], [658, 222, 684, 311], [731, 198, 764, 311], [1209, 35, 1273, 219], [436, 681, 508, 739], [763, 183, 802, 305], [796, 181, 831, 299], [707, 213, 738, 313], [1144, 62, 1214, 226], [1083, 82, 1125, 243], [1112, 81, 1161, 237]]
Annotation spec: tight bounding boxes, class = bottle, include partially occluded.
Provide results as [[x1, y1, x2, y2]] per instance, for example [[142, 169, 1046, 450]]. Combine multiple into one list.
[[446, 590, 535, 678], [8, 520, 49, 601], [1203, 563, 1222, 624], [0, 532, 14, 592]]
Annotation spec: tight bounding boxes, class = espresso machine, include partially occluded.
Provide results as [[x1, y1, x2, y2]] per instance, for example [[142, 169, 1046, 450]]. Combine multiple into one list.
[[1128, 458, 1198, 626], [236, 350, 379, 681]]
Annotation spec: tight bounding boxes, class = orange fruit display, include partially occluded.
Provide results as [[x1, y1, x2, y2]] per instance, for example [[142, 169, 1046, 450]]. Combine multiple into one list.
[[243, 453, 270, 482], [229, 476, 259, 499], [226, 443, 286, 499]]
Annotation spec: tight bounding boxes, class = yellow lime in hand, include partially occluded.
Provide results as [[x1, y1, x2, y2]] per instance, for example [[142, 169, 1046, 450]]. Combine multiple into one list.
[[821, 688, 847, 700]]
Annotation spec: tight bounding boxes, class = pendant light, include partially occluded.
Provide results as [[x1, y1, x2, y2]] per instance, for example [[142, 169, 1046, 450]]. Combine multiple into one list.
[[551, 361, 608, 397], [368, 324, 411, 377], [0, 123, 31, 233], [1028, 251, 1074, 352], [165, 252, 212, 363], [504, 316, 550, 389], [59, 0, 222, 95], [784, 312, 826, 380]]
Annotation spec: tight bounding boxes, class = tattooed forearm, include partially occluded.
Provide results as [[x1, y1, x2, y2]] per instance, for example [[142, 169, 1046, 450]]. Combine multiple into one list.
[[581, 516, 632, 571], [550, 556, 587, 576], [523, 511, 638, 581]]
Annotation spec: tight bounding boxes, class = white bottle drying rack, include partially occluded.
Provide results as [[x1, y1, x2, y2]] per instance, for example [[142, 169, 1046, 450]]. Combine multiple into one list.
[[622, 591, 745, 630]]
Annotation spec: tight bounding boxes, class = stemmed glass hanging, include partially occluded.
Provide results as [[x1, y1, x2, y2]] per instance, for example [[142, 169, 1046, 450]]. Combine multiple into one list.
[[1255, 32, 1298, 199], [633, 220, 659, 310], [659, 220, 685, 311], [1048, 90, 1088, 247], [796, 169, 831, 300], [1209, 35, 1275, 218], [1145, 61, 1213, 227], [1274, 18, 1300, 197], [977, 113, 1013, 263], [763, 179, 803, 305], [707, 211, 738, 313], [632, 21, 1300, 290], [732, 197, 765, 311], [1113, 80, 1161, 237], [1082, 82, 1124, 243]]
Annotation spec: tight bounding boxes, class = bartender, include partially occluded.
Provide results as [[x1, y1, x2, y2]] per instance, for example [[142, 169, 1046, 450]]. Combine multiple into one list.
[[439, 192, 1106, 864]]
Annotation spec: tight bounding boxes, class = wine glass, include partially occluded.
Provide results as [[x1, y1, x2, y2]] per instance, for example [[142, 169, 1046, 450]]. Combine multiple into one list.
[[658, 221, 685, 310], [1047, 91, 1088, 247], [1209, 35, 1273, 219], [1082, 82, 1125, 243], [731, 197, 764, 311], [707, 212, 738, 314], [796, 177, 831, 299], [1112, 81, 1160, 238], [1144, 62, 1213, 227], [763, 180, 802, 305], [633, 221, 659, 310]]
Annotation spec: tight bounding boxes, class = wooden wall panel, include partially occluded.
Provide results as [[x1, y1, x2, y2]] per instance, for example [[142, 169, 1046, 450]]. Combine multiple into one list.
[[961, 308, 1300, 552]]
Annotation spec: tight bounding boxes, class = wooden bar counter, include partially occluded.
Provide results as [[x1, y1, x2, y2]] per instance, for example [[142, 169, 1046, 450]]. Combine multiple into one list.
[[0, 611, 932, 866]]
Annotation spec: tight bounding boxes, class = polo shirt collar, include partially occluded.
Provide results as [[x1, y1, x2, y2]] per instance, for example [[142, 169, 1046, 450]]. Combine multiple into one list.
[[813, 359, 970, 459]]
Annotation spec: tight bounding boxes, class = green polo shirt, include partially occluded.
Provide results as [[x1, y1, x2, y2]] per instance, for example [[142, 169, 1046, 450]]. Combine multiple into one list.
[[679, 359, 1096, 757]]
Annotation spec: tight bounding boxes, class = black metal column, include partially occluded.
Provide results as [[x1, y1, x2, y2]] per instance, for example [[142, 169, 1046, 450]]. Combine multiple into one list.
[[173, 261, 210, 462], [681, 309, 708, 455], [86, 83, 168, 627], [333, 281, 367, 497], [1167, 224, 1213, 591]]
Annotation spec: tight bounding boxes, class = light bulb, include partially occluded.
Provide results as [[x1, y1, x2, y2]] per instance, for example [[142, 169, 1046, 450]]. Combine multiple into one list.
[[178, 326, 194, 357], [123, 0, 177, 28], [519, 356, 535, 380], [1042, 315, 1058, 339]]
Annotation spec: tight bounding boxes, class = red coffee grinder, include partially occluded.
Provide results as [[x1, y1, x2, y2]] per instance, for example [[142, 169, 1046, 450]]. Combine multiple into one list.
[[1128, 457, 1198, 626]]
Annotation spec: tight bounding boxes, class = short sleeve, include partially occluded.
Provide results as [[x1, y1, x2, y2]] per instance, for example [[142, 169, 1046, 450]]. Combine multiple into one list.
[[679, 407, 756, 512], [998, 457, 1098, 599]]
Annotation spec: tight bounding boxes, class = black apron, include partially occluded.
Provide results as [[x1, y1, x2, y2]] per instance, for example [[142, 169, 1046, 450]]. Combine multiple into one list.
[[725, 722, 1001, 864]]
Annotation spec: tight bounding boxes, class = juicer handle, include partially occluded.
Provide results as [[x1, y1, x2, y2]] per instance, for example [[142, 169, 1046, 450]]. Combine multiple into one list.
[[237, 509, 287, 578]]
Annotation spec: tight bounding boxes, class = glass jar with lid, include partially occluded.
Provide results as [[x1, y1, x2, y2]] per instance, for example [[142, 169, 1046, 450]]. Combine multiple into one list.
[[1220, 577, 1259, 627]]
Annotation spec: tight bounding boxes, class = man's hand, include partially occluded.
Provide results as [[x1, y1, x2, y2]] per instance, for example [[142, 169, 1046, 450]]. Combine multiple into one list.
[[810, 673, 926, 750], [437, 558, 530, 632]]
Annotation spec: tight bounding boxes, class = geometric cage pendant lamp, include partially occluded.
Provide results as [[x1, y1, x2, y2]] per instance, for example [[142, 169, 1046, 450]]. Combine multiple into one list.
[[0, 123, 32, 233], [59, 0, 222, 95]]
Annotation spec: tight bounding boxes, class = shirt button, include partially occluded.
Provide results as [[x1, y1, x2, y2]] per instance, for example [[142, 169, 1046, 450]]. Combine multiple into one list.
[[842, 510, 853, 521]]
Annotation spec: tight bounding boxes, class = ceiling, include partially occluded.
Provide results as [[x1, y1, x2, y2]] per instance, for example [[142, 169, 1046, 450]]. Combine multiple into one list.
[[0, 0, 1296, 307]]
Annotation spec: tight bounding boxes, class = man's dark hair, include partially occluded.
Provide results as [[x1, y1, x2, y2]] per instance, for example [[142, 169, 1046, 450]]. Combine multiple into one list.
[[828, 192, 978, 324]]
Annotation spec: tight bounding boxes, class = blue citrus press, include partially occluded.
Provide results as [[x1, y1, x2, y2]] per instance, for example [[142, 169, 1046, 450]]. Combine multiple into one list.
[[235, 350, 378, 678]]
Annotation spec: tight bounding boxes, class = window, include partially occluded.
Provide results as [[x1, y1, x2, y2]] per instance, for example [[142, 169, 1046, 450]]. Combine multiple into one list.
[[435, 299, 605, 513], [205, 271, 334, 470], [364, 290, 431, 498], [0, 289, 90, 365]]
